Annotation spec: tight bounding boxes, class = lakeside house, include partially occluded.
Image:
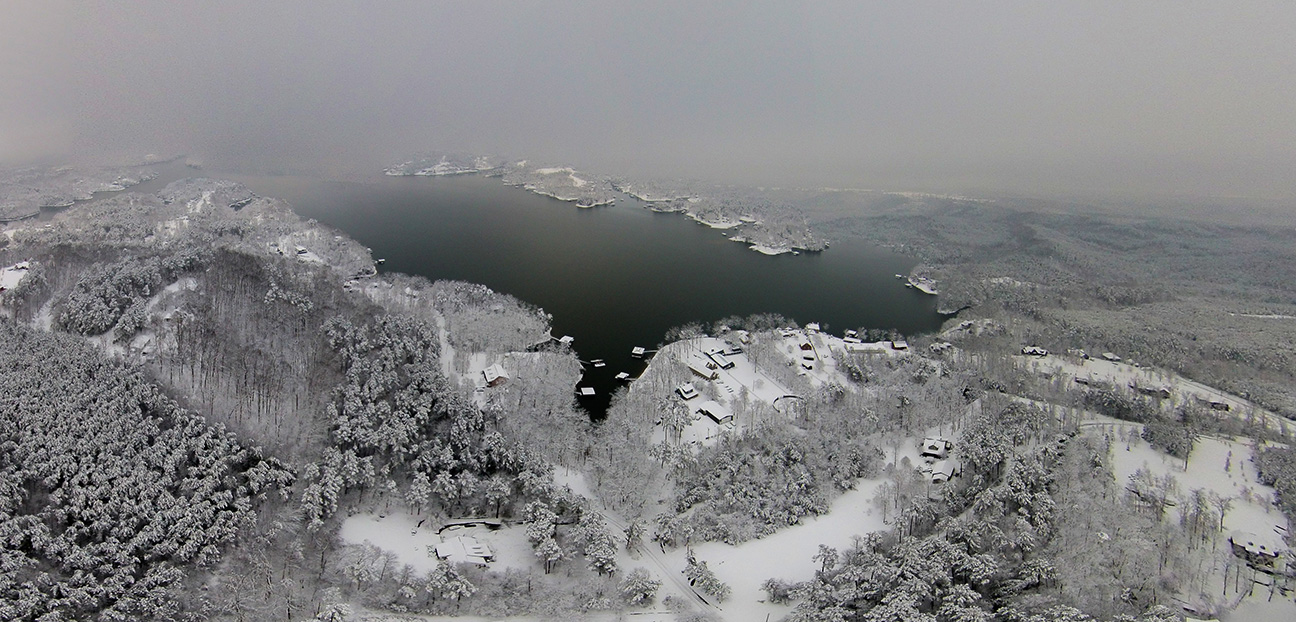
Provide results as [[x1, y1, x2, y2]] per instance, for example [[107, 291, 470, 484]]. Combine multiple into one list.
[[707, 350, 735, 369], [482, 364, 509, 387], [688, 358, 719, 380], [695, 400, 734, 425], [891, 340, 909, 351]]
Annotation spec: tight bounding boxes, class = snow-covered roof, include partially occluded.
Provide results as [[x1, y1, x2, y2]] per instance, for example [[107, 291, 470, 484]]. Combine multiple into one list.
[[688, 357, 718, 379], [676, 382, 699, 400], [695, 400, 733, 425], [921, 437, 952, 458], [931, 459, 961, 483], [435, 535, 493, 565], [1229, 530, 1286, 558], [707, 351, 734, 369], [482, 364, 509, 385]]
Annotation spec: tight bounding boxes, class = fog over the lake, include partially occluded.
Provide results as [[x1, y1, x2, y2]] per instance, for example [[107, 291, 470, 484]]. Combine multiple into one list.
[[3, 1, 1294, 199]]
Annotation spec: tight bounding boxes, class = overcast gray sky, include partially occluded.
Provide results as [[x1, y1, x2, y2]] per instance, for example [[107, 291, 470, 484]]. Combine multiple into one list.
[[2, 1, 1294, 200]]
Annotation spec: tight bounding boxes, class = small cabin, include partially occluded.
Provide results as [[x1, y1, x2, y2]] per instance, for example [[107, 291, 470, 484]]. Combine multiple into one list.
[[799, 342, 814, 352], [482, 364, 509, 387], [1022, 346, 1048, 357], [930, 459, 962, 484], [920, 437, 953, 461], [1101, 352, 1122, 362], [676, 382, 699, 400], [891, 340, 909, 351], [1131, 383, 1172, 399], [695, 400, 733, 425], [805, 322, 820, 333]]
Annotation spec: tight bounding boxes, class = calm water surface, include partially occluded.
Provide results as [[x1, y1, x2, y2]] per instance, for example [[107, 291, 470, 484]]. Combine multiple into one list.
[[229, 173, 945, 415]]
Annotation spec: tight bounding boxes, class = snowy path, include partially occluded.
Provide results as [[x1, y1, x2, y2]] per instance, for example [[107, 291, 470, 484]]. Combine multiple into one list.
[[600, 511, 718, 614], [434, 312, 455, 379]]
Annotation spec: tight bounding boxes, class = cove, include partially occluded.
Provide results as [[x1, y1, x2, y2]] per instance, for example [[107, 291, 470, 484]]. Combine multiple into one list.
[[229, 173, 946, 416]]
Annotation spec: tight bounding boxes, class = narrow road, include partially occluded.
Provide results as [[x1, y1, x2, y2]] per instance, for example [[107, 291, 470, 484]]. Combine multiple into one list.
[[599, 511, 720, 614]]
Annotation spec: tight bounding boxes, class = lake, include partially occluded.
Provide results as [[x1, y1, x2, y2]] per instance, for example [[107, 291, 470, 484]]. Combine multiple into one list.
[[228, 172, 947, 416]]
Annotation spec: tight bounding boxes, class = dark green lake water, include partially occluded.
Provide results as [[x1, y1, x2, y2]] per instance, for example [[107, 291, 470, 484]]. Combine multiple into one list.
[[229, 173, 945, 415]]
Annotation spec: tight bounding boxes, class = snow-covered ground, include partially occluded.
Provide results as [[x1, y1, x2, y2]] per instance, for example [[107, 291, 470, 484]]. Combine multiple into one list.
[[1104, 431, 1294, 618], [0, 261, 30, 291], [339, 512, 537, 575], [1022, 355, 1286, 431], [636, 477, 891, 622], [1109, 434, 1284, 537]]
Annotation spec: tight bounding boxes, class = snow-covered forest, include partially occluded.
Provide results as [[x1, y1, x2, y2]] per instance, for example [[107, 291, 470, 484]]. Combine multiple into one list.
[[1, 162, 1294, 622]]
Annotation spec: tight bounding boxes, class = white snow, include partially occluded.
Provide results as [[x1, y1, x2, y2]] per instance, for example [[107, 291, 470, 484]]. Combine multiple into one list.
[[1230, 312, 1296, 320], [676, 479, 890, 622], [533, 167, 573, 175], [1107, 433, 1285, 539], [1022, 355, 1286, 431], [749, 244, 793, 256], [339, 512, 537, 575], [0, 261, 30, 291]]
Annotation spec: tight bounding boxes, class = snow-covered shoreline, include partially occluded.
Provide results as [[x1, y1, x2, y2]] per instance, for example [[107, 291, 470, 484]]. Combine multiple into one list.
[[0, 164, 160, 222], [383, 154, 835, 256]]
